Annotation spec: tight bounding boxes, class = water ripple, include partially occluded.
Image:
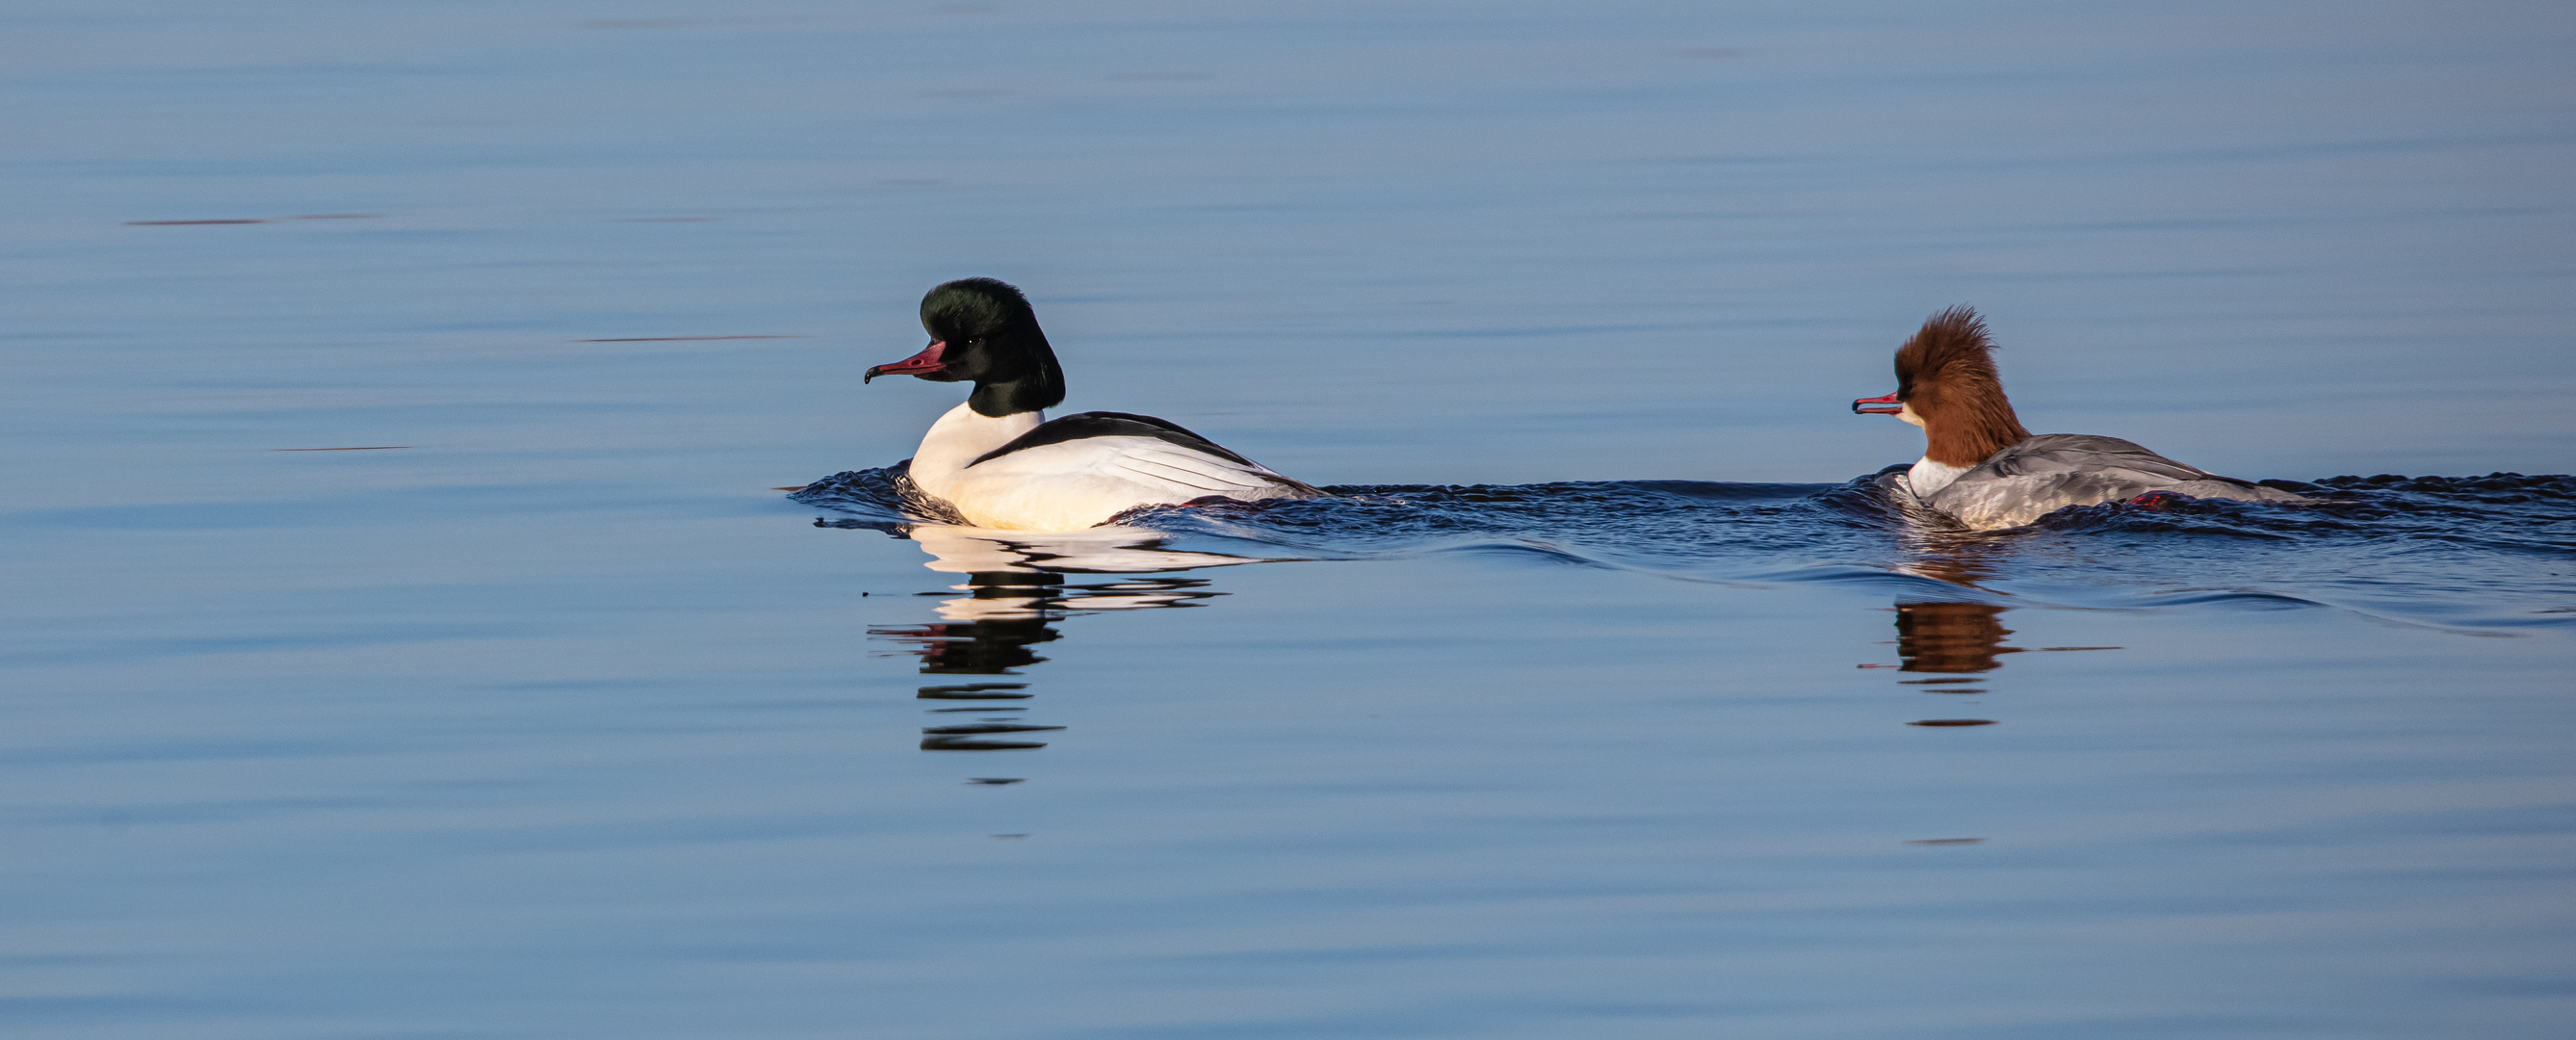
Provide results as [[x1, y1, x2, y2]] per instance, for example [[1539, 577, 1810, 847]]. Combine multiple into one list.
[[794, 467, 2576, 630]]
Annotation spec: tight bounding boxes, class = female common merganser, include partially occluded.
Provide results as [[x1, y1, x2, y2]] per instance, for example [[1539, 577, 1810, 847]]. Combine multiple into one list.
[[1851, 306, 2309, 530], [865, 277, 1324, 531]]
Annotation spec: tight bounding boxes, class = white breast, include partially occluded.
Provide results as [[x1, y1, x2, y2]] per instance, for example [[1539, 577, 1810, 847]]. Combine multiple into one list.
[[1907, 456, 1972, 499], [903, 403, 1042, 515]]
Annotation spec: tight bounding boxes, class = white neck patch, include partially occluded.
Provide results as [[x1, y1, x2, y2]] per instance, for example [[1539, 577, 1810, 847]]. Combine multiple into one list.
[[1908, 455, 1971, 498]]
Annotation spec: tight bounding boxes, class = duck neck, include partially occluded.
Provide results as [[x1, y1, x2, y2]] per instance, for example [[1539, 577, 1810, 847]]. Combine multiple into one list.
[[1914, 401, 2029, 469], [909, 401, 1043, 498], [969, 372, 1060, 418]]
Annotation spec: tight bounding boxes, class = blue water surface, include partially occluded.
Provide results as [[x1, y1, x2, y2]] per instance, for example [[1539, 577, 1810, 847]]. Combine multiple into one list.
[[4, 1, 2573, 1038]]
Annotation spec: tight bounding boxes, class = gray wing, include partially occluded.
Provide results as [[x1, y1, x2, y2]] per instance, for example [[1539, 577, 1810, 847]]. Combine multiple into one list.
[[1982, 434, 2225, 484], [1927, 434, 2307, 529], [1986, 434, 2304, 500]]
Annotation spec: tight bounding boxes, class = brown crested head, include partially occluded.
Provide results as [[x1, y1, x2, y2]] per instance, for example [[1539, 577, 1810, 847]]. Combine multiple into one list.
[[1892, 306, 2029, 466]]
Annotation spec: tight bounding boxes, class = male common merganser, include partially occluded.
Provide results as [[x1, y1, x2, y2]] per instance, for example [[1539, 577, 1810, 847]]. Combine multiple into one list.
[[865, 277, 1324, 531], [1851, 306, 2308, 530]]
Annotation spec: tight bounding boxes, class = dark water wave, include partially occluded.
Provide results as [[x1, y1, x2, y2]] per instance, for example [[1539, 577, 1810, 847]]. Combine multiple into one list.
[[793, 467, 2576, 630]]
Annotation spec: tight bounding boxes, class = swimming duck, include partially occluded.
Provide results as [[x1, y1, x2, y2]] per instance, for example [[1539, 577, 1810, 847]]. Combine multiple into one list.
[[1851, 306, 2308, 530], [865, 277, 1324, 531]]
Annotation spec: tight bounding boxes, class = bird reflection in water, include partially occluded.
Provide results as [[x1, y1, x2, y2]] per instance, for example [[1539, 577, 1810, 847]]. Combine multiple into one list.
[[1886, 603, 2012, 727], [864, 524, 1270, 760], [1885, 540, 2015, 725], [1894, 602, 2019, 681], [1877, 538, 2118, 726]]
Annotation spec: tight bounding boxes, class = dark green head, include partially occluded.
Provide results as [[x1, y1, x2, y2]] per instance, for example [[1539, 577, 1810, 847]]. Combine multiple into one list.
[[864, 277, 1067, 417]]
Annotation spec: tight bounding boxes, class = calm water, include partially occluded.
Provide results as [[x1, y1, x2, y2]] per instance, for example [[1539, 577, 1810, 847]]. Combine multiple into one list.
[[6, 1, 2574, 1037]]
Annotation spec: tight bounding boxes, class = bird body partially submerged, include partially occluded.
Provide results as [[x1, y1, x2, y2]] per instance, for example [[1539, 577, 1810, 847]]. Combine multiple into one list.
[[1899, 433, 2306, 530], [867, 278, 1322, 531], [1853, 308, 2307, 530], [904, 401, 1320, 531]]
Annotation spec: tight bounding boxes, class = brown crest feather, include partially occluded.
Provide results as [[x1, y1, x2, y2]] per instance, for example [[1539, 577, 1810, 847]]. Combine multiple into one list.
[[1894, 306, 2030, 467]]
